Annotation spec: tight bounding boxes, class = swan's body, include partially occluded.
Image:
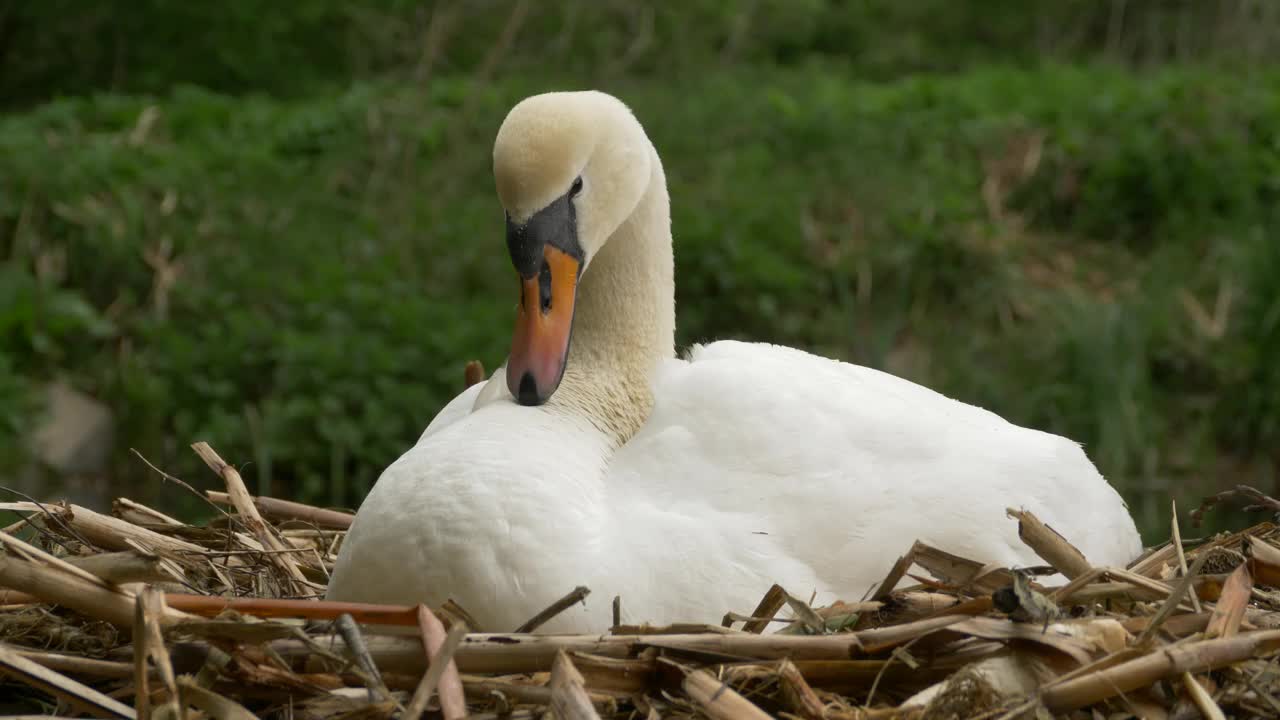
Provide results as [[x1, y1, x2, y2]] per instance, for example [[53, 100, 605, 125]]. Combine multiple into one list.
[[327, 91, 1142, 632]]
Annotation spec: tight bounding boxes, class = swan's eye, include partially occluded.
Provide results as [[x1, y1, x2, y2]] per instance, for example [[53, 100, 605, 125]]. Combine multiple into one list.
[[569, 176, 584, 198]]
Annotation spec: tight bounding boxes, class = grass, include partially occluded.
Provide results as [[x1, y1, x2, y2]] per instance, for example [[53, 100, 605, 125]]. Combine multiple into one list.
[[1, 63, 1277, 540]]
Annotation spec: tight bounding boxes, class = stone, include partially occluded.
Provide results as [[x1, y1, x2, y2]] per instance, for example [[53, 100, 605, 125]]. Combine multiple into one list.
[[29, 380, 114, 475]]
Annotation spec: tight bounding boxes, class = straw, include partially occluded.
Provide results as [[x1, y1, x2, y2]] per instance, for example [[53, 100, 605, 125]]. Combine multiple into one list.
[[5, 446, 1280, 718]]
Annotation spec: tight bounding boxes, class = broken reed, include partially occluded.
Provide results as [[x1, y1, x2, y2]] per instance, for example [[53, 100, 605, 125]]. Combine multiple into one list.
[[1, 443, 1280, 718]]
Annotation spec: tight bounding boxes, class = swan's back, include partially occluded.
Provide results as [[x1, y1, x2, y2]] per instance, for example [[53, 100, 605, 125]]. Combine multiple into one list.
[[332, 339, 1142, 629], [609, 340, 1141, 603]]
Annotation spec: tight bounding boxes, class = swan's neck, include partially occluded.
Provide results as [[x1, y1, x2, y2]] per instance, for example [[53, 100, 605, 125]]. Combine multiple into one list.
[[553, 148, 674, 444]]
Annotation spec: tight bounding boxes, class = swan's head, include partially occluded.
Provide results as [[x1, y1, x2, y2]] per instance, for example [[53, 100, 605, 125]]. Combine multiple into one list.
[[493, 91, 653, 406]]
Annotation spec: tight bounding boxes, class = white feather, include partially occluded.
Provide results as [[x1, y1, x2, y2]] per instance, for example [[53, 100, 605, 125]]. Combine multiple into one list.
[[328, 340, 1141, 632], [327, 91, 1142, 633]]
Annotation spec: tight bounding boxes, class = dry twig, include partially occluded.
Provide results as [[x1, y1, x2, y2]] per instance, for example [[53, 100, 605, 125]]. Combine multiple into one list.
[[514, 585, 591, 633], [1006, 507, 1093, 579], [0, 642, 136, 718], [1192, 485, 1280, 527], [8, 451, 1280, 720], [414, 605, 467, 719], [664, 658, 772, 720], [205, 490, 354, 530], [192, 442, 311, 594], [549, 650, 603, 720]]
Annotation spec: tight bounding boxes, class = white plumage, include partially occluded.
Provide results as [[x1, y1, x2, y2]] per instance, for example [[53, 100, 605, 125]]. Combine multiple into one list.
[[327, 91, 1142, 633]]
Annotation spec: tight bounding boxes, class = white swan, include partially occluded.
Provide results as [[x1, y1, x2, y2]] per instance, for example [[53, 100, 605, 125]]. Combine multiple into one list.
[[326, 91, 1142, 632]]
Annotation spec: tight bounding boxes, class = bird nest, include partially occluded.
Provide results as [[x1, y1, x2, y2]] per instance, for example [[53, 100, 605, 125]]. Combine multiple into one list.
[[1, 441, 1279, 719]]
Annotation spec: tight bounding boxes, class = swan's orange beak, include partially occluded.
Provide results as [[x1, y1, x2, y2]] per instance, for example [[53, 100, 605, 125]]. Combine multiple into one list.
[[507, 245, 581, 405]]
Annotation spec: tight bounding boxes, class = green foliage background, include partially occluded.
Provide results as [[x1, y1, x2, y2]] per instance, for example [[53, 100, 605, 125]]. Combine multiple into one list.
[[1, 1, 1277, 539]]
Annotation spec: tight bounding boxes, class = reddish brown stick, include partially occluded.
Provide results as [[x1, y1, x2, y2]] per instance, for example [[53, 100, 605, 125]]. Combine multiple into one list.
[[415, 605, 467, 720]]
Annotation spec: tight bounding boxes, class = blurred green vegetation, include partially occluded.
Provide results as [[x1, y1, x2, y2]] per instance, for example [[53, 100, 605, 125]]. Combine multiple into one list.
[[1, 1, 1277, 540]]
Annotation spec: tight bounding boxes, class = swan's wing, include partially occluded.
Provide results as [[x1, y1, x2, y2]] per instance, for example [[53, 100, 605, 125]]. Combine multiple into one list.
[[472, 361, 514, 409], [416, 384, 484, 443], [610, 340, 1141, 599], [417, 362, 512, 443]]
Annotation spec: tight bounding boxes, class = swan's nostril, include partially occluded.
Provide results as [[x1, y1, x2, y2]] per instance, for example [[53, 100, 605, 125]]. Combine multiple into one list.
[[538, 260, 553, 314], [517, 372, 542, 406]]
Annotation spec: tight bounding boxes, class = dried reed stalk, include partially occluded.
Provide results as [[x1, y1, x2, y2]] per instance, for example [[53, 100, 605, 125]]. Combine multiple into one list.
[[777, 658, 828, 719], [550, 651, 603, 720], [0, 554, 188, 628], [515, 585, 590, 633], [1246, 535, 1280, 587], [1040, 629, 1280, 712], [0, 501, 207, 557], [272, 616, 983, 676], [463, 360, 487, 388], [1006, 507, 1093, 579], [7, 452, 1280, 720], [404, 621, 468, 720], [0, 527, 118, 588], [908, 541, 1015, 594], [150, 593, 420, 624], [414, 605, 467, 719], [113, 498, 183, 526], [567, 650, 654, 695], [742, 583, 788, 632], [16, 650, 138, 679], [1181, 672, 1228, 720], [0, 642, 138, 719], [1205, 561, 1252, 638], [134, 587, 179, 719], [192, 442, 310, 594], [67, 551, 170, 584], [1135, 549, 1215, 647], [205, 491, 354, 530], [460, 674, 618, 708], [668, 659, 771, 720], [1171, 499, 1203, 613], [177, 679, 258, 720]]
